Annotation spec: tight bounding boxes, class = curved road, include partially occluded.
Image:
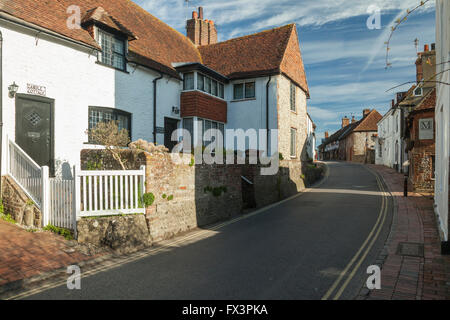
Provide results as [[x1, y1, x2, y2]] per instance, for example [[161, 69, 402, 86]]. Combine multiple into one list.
[[24, 161, 393, 300]]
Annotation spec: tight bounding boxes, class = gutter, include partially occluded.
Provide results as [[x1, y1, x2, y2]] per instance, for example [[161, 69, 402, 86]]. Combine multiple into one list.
[[266, 76, 272, 152], [153, 73, 164, 144], [0, 12, 99, 52]]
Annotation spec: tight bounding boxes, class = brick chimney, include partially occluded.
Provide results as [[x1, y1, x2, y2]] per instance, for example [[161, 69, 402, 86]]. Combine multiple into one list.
[[363, 109, 371, 117], [416, 43, 436, 86], [325, 132, 329, 139], [351, 116, 356, 123], [186, 7, 218, 46], [342, 116, 350, 128]]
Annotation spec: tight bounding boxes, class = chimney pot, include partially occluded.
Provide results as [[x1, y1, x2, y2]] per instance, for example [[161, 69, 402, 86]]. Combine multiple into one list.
[[342, 117, 350, 128], [363, 109, 371, 117], [192, 11, 198, 19], [352, 116, 356, 123], [431, 43, 436, 50], [209, 20, 214, 26], [198, 7, 204, 20], [325, 132, 329, 139], [424, 44, 429, 52]]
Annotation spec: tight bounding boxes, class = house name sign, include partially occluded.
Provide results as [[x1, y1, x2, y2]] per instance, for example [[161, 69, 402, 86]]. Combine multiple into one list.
[[27, 83, 47, 97]]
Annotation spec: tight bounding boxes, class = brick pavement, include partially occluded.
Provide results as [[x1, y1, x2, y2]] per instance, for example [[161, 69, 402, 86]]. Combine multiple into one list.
[[358, 165, 450, 300], [0, 220, 104, 289]]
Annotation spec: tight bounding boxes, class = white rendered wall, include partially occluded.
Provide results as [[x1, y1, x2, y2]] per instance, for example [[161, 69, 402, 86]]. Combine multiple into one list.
[[0, 21, 181, 178], [435, 0, 449, 241]]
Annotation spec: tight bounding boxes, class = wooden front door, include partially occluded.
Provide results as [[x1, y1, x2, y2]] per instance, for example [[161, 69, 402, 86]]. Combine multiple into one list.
[[15, 94, 54, 172]]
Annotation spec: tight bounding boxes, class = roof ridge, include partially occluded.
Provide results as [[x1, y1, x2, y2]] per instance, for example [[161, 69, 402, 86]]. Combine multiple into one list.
[[201, 24, 295, 48], [123, 0, 202, 62]]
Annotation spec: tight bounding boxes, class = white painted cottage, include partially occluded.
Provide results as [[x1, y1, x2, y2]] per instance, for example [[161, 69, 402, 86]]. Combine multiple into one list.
[[435, 0, 449, 249], [0, 1, 311, 180]]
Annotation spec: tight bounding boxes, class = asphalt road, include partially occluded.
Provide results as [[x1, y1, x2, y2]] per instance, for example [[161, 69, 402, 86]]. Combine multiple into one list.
[[25, 161, 393, 300]]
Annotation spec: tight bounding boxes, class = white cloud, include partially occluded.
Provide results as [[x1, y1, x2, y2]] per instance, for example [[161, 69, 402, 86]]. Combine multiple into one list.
[[139, 0, 435, 40]]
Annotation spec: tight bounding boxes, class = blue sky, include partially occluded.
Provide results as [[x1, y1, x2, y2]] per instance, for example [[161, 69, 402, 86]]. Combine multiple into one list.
[[134, 0, 436, 142]]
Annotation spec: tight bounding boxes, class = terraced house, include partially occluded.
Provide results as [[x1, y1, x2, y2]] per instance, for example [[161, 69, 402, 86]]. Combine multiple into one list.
[[0, 1, 310, 180]]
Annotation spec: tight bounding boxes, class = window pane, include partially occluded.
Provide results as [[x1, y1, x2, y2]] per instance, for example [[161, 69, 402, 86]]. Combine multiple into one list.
[[205, 77, 211, 94], [245, 82, 255, 99], [98, 31, 125, 71], [114, 38, 125, 54], [113, 53, 125, 70], [89, 107, 131, 143], [212, 80, 218, 96], [219, 123, 225, 149], [290, 128, 297, 157], [290, 82, 296, 111], [234, 83, 244, 100], [183, 118, 194, 150], [197, 74, 205, 91], [219, 83, 224, 99], [204, 120, 212, 144], [184, 73, 194, 90]]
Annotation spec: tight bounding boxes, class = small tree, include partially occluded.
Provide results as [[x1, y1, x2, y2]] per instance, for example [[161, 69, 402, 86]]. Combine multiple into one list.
[[87, 121, 130, 170]]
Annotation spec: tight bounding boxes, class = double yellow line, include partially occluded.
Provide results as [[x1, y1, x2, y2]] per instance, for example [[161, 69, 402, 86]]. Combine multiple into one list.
[[321, 168, 389, 300]]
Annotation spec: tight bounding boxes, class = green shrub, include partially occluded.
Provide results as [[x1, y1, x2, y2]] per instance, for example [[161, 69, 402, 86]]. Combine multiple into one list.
[[44, 224, 74, 241], [279, 153, 284, 160], [0, 213, 16, 224], [143, 193, 155, 207], [167, 195, 174, 201]]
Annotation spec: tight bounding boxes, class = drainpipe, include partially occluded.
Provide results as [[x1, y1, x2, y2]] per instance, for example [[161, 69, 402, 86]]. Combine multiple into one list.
[[266, 76, 272, 154], [0, 31, 3, 196], [153, 73, 163, 144]]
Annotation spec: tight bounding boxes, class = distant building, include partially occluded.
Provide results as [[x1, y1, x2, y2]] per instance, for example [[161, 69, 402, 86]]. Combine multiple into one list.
[[318, 109, 382, 163]]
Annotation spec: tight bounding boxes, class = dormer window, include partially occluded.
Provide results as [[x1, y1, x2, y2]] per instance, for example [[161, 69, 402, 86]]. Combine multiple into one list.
[[98, 30, 126, 71], [81, 7, 136, 73]]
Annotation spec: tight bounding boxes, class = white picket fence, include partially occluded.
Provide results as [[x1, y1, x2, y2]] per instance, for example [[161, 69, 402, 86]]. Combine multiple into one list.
[[76, 167, 146, 217], [7, 138, 146, 234]]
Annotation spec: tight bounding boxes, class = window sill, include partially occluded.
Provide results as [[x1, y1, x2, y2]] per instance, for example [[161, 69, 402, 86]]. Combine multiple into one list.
[[230, 98, 256, 103], [96, 61, 129, 74]]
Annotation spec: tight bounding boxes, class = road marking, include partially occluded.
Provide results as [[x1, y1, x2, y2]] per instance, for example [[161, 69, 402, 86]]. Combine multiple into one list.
[[321, 168, 389, 300], [332, 173, 388, 300], [8, 164, 331, 300]]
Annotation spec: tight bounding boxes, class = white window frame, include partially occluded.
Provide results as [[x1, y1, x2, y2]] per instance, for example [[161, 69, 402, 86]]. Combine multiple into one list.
[[97, 28, 127, 71], [233, 80, 256, 101], [290, 128, 297, 158]]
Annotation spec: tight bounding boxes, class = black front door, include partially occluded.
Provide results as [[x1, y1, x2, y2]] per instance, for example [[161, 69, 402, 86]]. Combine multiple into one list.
[[15, 94, 54, 171], [164, 117, 179, 152]]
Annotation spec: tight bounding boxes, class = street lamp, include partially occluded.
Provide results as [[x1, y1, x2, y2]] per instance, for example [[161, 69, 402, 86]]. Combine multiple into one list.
[[8, 82, 19, 98]]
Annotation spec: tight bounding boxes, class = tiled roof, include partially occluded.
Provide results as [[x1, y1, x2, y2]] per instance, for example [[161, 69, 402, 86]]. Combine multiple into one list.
[[414, 88, 436, 112], [0, 0, 201, 78], [319, 109, 382, 148], [81, 7, 137, 40], [198, 24, 309, 96], [1, 1, 309, 89], [353, 110, 382, 132]]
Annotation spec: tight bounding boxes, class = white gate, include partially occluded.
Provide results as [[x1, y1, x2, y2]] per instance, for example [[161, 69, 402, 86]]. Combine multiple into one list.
[[7, 137, 146, 235], [49, 178, 75, 230]]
